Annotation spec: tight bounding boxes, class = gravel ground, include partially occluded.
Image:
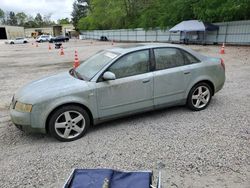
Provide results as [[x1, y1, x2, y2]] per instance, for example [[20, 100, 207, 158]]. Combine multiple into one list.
[[0, 40, 249, 188]]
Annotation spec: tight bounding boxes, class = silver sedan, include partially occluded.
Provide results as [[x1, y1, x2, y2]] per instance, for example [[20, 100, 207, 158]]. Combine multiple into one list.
[[7, 37, 28, 44], [10, 43, 225, 141]]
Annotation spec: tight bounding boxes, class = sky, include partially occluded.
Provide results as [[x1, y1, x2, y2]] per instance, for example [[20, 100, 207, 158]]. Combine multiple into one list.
[[0, 0, 75, 21]]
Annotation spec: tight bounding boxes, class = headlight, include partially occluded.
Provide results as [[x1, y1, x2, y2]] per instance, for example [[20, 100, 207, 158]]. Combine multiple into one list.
[[15, 101, 32, 112]]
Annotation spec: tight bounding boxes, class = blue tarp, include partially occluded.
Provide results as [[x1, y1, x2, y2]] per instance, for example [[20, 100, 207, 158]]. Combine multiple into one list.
[[64, 169, 152, 188]]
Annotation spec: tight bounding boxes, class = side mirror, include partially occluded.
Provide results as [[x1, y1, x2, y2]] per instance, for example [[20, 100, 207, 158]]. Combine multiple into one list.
[[103, 71, 116, 81]]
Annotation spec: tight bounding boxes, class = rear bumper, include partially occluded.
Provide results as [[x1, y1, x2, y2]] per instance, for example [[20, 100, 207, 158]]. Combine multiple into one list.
[[215, 72, 225, 93], [215, 81, 225, 93]]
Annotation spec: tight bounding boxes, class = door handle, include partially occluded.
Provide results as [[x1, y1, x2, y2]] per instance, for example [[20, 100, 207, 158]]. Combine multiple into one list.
[[142, 79, 150, 83], [184, 71, 190, 75]]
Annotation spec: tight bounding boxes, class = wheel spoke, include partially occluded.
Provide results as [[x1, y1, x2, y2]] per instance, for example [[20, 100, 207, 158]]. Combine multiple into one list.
[[63, 128, 71, 138], [72, 115, 83, 124], [203, 89, 209, 96], [64, 112, 71, 121], [72, 125, 83, 133], [55, 122, 66, 128], [201, 98, 207, 104], [195, 99, 201, 107], [198, 87, 203, 95], [192, 95, 199, 100]]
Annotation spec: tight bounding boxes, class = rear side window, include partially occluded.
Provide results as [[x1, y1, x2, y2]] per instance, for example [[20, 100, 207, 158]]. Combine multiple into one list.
[[182, 51, 200, 65], [154, 48, 184, 70]]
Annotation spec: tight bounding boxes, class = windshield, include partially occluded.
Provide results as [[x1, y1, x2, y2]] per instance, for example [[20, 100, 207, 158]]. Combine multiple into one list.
[[76, 50, 119, 80]]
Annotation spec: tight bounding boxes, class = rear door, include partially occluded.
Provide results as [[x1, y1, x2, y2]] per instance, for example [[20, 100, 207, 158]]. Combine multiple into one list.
[[153, 47, 188, 106]]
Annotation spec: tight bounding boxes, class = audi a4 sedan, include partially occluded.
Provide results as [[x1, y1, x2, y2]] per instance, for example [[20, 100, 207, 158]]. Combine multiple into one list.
[[10, 43, 225, 141]]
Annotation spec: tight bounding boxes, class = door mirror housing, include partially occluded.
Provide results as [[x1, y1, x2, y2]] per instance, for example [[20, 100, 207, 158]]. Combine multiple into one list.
[[103, 71, 116, 81]]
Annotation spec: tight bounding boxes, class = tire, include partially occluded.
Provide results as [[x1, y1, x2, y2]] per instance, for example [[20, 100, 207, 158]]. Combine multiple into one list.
[[187, 82, 212, 111], [48, 105, 90, 142], [23, 41, 27, 43], [10, 42, 14, 44]]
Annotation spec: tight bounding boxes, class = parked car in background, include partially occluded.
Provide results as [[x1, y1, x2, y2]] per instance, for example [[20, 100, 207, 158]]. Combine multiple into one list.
[[100, 36, 108, 41], [10, 43, 225, 142], [36, 35, 52, 42], [49, 36, 69, 43], [7, 37, 28, 44]]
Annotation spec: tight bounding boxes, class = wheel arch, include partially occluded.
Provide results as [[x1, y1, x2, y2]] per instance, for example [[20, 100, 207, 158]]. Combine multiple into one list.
[[45, 102, 93, 134], [187, 80, 215, 99]]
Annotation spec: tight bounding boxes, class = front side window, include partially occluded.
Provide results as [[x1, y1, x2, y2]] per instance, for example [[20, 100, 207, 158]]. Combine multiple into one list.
[[154, 48, 184, 70], [108, 50, 149, 79]]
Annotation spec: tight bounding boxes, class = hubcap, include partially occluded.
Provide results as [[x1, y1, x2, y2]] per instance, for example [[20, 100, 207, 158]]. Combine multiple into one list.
[[54, 111, 85, 139], [191, 86, 210, 109]]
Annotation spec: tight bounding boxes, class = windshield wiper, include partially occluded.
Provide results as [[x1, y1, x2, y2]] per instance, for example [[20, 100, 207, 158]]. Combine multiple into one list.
[[70, 68, 84, 80]]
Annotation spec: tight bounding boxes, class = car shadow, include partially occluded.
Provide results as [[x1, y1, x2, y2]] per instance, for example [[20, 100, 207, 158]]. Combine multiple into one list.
[[88, 105, 188, 134]]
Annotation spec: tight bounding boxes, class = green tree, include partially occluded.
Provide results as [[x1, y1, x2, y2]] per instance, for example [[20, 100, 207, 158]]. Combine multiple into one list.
[[0, 9, 4, 24], [71, 0, 90, 30], [192, 0, 250, 22], [58, 18, 71, 25], [23, 15, 38, 28], [75, 0, 250, 30], [43, 13, 55, 26], [6, 11, 18, 25], [35, 13, 43, 27], [16, 12, 28, 26]]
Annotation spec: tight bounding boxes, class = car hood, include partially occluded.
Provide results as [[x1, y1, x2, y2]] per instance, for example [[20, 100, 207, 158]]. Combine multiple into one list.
[[15, 72, 90, 104]]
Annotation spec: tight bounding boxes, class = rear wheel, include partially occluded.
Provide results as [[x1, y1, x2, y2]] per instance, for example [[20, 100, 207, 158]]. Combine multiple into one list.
[[187, 82, 212, 111], [48, 105, 90, 142]]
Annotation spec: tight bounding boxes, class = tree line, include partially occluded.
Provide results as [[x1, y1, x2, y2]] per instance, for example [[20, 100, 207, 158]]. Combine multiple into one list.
[[0, 9, 71, 28], [1, 0, 249, 30], [72, 0, 250, 30]]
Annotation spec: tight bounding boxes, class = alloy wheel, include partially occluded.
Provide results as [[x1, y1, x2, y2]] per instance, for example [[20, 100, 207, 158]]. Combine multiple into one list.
[[54, 110, 85, 139], [191, 86, 210, 109]]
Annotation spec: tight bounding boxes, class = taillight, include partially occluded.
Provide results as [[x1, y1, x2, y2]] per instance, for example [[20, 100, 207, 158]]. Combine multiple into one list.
[[220, 58, 225, 71]]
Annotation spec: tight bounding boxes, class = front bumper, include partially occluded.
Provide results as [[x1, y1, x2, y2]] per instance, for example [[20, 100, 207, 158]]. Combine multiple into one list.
[[10, 108, 45, 133]]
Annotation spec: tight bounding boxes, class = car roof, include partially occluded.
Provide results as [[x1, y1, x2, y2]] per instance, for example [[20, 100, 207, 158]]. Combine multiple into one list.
[[108, 43, 185, 53], [107, 43, 206, 60]]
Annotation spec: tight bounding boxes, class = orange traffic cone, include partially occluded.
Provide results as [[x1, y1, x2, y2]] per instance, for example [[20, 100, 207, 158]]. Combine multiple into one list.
[[74, 50, 80, 68], [48, 44, 51, 50], [220, 43, 225, 54], [60, 46, 64, 55]]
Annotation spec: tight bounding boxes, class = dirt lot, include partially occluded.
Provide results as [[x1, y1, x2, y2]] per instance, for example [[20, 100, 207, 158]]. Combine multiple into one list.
[[0, 40, 249, 188]]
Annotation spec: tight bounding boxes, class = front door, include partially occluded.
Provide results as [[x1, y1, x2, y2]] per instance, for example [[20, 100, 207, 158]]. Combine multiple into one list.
[[96, 50, 154, 118]]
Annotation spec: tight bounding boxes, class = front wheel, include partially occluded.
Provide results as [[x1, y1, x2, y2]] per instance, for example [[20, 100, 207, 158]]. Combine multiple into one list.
[[48, 105, 90, 142], [187, 82, 212, 111]]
